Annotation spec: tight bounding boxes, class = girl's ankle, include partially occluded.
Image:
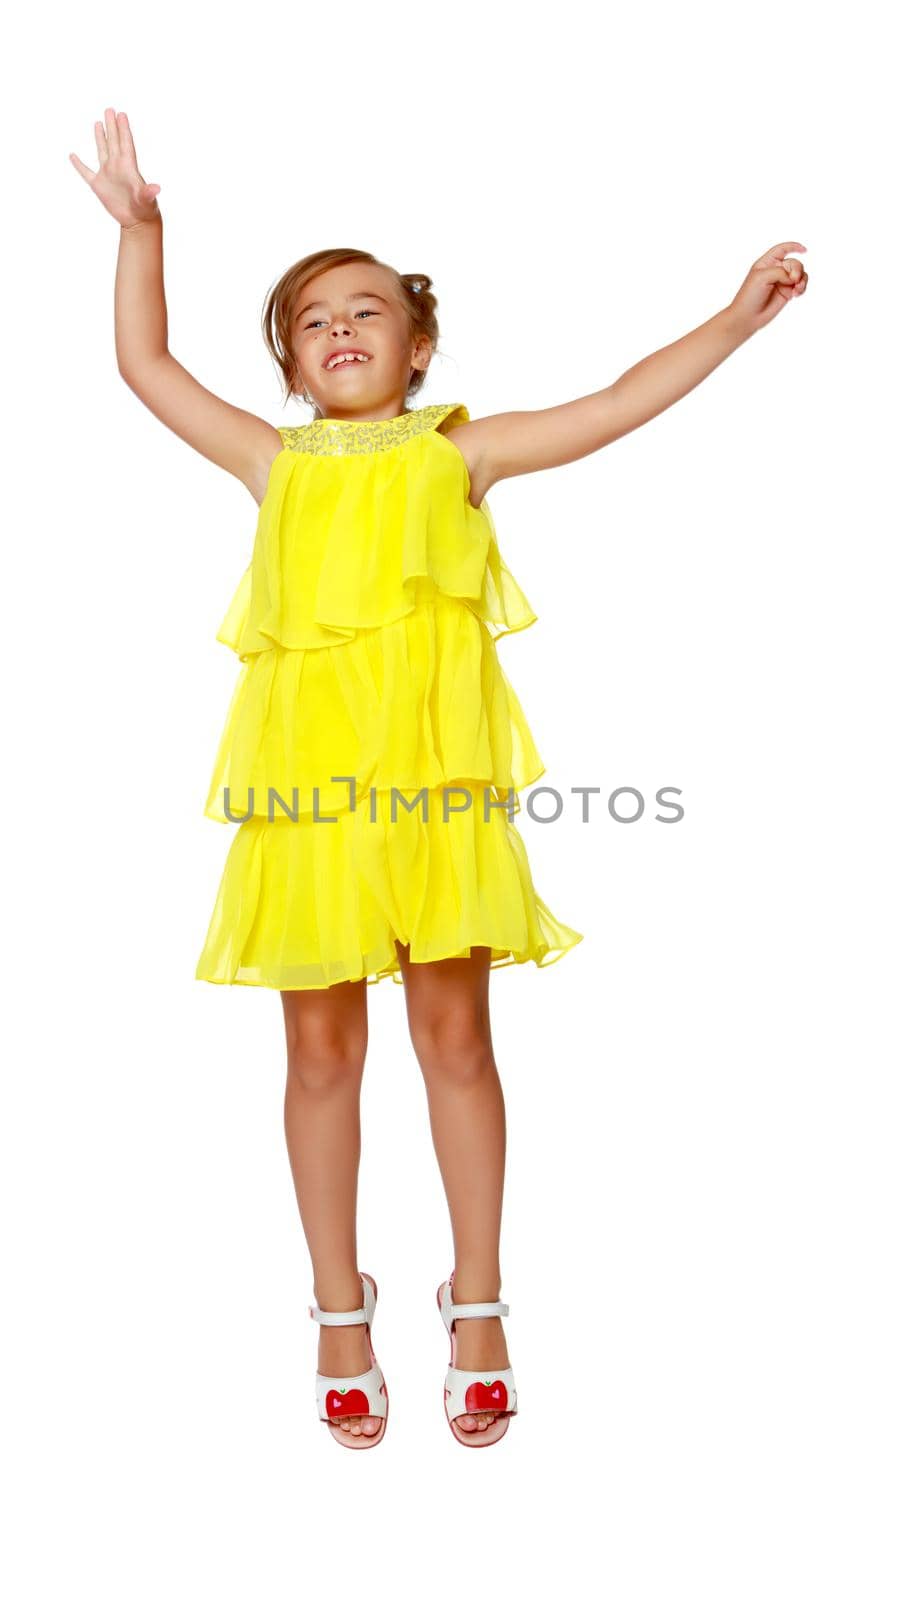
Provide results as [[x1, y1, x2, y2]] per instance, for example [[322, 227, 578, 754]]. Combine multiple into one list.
[[313, 1270, 364, 1310], [452, 1271, 502, 1302]]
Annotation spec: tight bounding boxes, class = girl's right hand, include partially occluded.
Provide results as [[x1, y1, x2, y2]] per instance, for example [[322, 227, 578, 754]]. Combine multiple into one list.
[[69, 108, 161, 229]]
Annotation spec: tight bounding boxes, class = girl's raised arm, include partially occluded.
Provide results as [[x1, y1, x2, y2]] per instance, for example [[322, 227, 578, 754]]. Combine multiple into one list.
[[70, 109, 281, 504], [453, 242, 808, 496]]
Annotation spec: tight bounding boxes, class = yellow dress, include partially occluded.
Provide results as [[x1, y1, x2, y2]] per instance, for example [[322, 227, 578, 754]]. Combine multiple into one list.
[[195, 402, 583, 989]]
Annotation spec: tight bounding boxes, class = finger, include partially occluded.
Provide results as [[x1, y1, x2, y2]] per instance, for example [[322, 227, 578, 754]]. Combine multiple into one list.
[[770, 272, 795, 303], [117, 110, 138, 165], [104, 107, 120, 158], [782, 261, 808, 293], [756, 260, 797, 287], [69, 152, 97, 184], [754, 242, 807, 270]]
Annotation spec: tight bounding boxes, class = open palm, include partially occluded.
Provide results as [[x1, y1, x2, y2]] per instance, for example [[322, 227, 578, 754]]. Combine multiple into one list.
[[69, 108, 161, 228]]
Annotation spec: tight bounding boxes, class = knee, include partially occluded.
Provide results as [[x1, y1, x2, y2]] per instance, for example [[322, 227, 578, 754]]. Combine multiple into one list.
[[285, 1020, 367, 1094], [410, 1014, 495, 1088]]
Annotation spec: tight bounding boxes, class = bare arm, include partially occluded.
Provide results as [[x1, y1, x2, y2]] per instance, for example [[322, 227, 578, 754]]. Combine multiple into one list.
[[72, 108, 280, 502], [114, 212, 280, 497], [453, 241, 808, 494]]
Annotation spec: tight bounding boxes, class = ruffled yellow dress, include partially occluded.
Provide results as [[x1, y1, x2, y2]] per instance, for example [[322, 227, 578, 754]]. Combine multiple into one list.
[[195, 402, 583, 989]]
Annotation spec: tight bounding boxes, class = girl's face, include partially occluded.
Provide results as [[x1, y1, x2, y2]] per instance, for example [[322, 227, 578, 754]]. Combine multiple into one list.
[[290, 262, 431, 419]]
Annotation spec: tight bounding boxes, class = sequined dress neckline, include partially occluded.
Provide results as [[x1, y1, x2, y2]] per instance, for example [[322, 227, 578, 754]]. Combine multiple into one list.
[[279, 403, 462, 457]]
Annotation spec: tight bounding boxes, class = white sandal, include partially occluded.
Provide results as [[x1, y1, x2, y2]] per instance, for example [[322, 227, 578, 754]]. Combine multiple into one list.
[[309, 1270, 389, 1449], [436, 1271, 518, 1447]]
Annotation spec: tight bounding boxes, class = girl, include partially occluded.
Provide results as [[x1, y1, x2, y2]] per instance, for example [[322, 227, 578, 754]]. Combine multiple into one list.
[[70, 107, 808, 1453]]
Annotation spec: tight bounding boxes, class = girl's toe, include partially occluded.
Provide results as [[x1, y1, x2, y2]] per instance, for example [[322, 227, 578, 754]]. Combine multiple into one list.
[[457, 1413, 477, 1431]]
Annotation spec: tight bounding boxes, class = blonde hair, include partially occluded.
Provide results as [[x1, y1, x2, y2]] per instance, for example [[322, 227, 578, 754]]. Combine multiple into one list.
[[261, 247, 440, 417]]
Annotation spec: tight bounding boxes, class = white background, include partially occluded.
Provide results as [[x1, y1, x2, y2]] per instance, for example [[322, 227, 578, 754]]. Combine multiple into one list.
[[3, 2, 897, 1594]]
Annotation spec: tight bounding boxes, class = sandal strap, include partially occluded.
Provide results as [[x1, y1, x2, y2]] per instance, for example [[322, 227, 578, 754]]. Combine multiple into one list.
[[444, 1364, 517, 1423], [309, 1304, 366, 1325], [438, 1280, 509, 1330], [449, 1299, 509, 1320], [316, 1361, 387, 1422], [309, 1271, 375, 1327]]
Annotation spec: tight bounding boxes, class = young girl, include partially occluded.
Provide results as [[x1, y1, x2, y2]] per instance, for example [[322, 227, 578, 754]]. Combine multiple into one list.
[[71, 107, 808, 1453]]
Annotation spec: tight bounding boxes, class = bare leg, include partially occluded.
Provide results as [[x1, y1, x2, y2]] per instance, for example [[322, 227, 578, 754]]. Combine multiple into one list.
[[394, 939, 511, 1434], [281, 978, 382, 1440]]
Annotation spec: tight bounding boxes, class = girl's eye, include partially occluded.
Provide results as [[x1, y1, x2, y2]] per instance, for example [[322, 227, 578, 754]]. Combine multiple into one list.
[[304, 309, 378, 329], [303, 310, 377, 329]]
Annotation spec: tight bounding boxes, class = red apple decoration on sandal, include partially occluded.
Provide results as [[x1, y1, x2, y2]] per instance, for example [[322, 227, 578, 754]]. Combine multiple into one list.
[[465, 1378, 508, 1412], [325, 1386, 370, 1418]]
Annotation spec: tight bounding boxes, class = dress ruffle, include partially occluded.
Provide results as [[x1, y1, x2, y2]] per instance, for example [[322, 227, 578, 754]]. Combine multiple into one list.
[[195, 784, 584, 989], [204, 593, 543, 822], [215, 423, 537, 658], [197, 402, 583, 990]]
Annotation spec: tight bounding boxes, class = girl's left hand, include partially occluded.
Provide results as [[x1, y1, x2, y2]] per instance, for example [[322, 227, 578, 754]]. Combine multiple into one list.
[[728, 242, 808, 337]]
